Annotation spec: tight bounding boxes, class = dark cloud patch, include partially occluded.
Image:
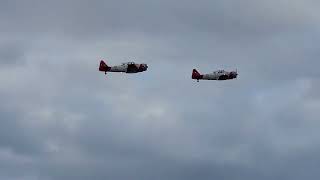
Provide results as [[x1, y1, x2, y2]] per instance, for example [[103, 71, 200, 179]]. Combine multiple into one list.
[[0, 106, 46, 156], [0, 42, 26, 67], [1, 0, 317, 40]]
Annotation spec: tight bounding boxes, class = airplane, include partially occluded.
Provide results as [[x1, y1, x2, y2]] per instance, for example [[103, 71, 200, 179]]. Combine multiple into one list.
[[99, 60, 148, 75], [192, 69, 238, 82]]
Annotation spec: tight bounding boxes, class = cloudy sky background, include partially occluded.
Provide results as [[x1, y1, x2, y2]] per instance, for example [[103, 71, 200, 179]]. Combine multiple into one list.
[[1, 0, 320, 179]]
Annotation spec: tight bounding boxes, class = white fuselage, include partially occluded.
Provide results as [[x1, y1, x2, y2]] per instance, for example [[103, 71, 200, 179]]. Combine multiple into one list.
[[203, 73, 220, 80], [203, 71, 227, 80], [192, 69, 237, 81], [109, 64, 128, 72], [99, 60, 148, 74]]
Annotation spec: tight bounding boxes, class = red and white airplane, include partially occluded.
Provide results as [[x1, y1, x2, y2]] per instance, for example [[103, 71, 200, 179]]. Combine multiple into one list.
[[99, 60, 148, 75], [192, 69, 238, 82]]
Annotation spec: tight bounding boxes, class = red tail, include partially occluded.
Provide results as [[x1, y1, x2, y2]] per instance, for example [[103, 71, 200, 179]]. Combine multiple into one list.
[[99, 60, 110, 72], [192, 69, 202, 80]]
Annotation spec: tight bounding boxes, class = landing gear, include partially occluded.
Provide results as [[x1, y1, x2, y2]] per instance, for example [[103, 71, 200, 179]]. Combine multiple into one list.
[[105, 71, 107, 75], [197, 79, 199, 82]]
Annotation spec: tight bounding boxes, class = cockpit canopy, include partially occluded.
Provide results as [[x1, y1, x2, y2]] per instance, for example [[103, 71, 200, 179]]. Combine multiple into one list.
[[122, 62, 136, 65], [215, 70, 225, 73]]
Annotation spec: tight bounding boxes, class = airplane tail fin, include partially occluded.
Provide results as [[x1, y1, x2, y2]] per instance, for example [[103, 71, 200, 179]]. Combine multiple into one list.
[[99, 60, 110, 72], [192, 69, 202, 79]]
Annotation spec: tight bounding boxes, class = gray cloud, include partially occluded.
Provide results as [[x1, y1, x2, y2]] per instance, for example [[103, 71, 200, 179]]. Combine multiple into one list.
[[0, 41, 26, 67], [0, 0, 320, 179]]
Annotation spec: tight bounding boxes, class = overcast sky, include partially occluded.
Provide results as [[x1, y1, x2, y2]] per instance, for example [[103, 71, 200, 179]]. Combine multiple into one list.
[[1, 0, 320, 179]]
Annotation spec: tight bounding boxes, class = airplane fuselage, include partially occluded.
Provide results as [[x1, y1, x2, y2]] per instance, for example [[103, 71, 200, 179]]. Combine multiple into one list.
[[203, 72, 235, 80], [99, 61, 148, 74], [192, 69, 238, 81], [109, 64, 127, 72]]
